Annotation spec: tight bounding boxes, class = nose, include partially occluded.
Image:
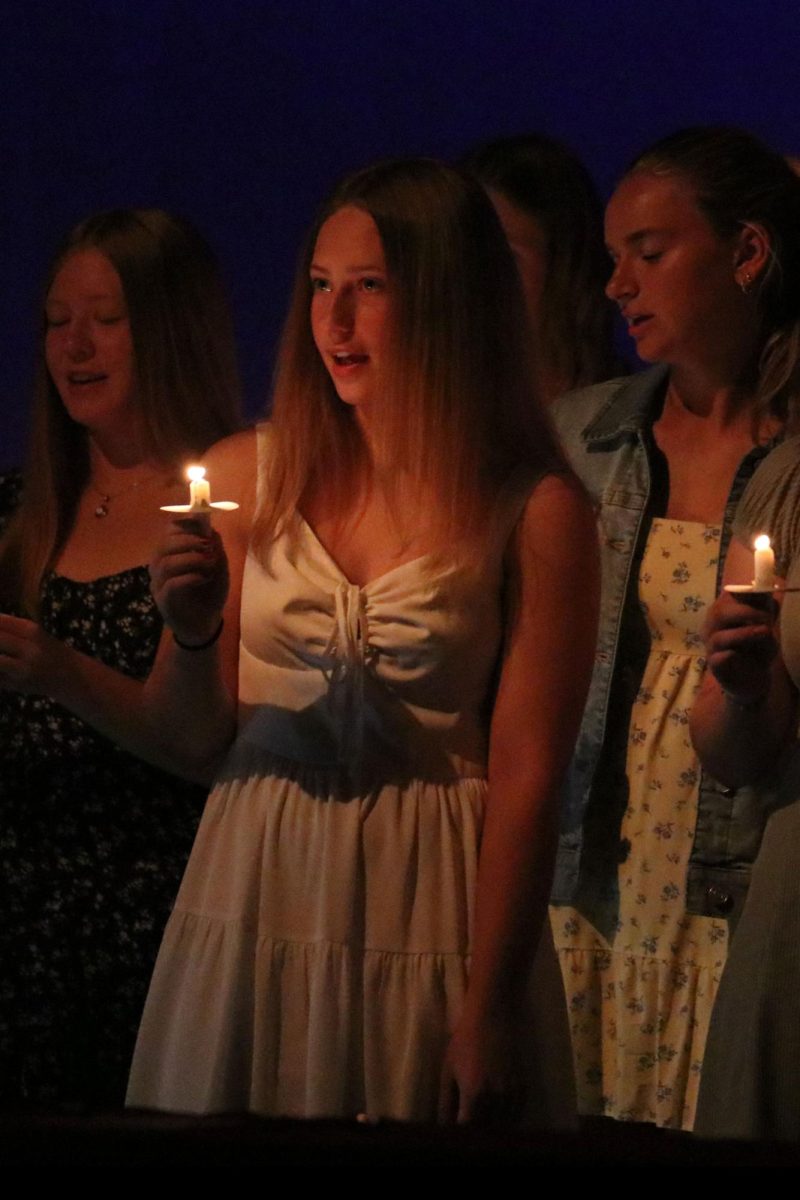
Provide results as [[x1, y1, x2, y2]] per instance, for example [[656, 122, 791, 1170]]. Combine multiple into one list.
[[65, 316, 95, 360], [605, 258, 636, 305], [329, 285, 355, 338]]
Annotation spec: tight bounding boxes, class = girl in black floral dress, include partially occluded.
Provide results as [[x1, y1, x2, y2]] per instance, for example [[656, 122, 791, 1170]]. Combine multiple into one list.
[[0, 210, 240, 1109]]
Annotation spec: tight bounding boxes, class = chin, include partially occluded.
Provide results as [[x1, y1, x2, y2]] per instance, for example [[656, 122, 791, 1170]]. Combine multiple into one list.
[[631, 341, 664, 365], [332, 388, 366, 410]]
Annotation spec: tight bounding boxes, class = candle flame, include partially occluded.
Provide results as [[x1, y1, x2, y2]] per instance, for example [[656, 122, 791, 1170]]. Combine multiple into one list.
[[754, 534, 771, 551], [187, 465, 206, 482]]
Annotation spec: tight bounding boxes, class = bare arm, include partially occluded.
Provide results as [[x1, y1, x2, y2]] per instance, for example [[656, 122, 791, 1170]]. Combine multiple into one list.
[[440, 473, 600, 1121], [690, 536, 798, 788], [0, 429, 256, 783]]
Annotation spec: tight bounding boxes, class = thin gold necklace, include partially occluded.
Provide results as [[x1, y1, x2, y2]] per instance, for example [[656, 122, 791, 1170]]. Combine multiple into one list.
[[90, 470, 165, 518]]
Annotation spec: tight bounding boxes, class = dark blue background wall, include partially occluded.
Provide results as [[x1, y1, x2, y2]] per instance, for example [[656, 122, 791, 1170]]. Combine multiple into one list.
[[3, 0, 798, 468]]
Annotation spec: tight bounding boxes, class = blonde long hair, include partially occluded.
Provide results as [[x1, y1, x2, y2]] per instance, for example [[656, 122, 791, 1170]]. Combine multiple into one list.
[[252, 159, 564, 561], [1, 209, 241, 615]]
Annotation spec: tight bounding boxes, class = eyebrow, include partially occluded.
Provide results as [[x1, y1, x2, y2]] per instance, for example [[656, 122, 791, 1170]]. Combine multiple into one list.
[[605, 228, 668, 255], [309, 262, 386, 274], [617, 228, 665, 248], [46, 292, 122, 304]]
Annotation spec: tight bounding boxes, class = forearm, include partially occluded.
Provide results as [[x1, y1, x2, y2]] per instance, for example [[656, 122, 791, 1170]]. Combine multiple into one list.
[[463, 767, 561, 1024], [46, 634, 235, 784], [690, 659, 797, 788]]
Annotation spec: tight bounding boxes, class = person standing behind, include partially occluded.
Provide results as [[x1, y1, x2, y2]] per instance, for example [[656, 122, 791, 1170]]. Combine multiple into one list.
[[548, 128, 800, 1129], [462, 133, 621, 403]]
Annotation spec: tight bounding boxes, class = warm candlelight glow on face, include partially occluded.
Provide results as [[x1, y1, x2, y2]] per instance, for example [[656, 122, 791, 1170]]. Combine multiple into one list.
[[187, 465, 206, 483]]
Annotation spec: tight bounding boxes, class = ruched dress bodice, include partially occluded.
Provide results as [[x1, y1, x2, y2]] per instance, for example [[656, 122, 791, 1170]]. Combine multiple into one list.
[[236, 516, 503, 780]]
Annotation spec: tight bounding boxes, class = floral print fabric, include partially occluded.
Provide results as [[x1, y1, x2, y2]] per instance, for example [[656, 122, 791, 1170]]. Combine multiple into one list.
[[0, 473, 205, 1110], [552, 518, 727, 1130]]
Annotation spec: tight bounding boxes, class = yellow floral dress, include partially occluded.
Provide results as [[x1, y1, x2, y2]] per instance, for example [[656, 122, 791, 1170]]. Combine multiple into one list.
[[551, 519, 728, 1130]]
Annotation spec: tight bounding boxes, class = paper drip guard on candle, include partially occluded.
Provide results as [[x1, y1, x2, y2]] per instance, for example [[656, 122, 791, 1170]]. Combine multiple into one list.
[[160, 465, 239, 515], [725, 532, 779, 596]]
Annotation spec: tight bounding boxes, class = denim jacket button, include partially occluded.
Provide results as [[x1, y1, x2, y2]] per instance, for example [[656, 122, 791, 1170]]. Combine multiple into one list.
[[706, 884, 734, 915]]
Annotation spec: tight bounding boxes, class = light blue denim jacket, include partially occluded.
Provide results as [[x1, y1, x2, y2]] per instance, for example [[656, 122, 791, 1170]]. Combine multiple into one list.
[[551, 366, 779, 936]]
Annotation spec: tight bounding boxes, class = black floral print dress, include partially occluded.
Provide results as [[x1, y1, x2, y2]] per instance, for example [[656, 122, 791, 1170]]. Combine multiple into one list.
[[0, 473, 205, 1110]]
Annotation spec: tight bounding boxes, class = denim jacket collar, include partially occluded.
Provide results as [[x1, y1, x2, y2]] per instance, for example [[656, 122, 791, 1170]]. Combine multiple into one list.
[[581, 365, 670, 444]]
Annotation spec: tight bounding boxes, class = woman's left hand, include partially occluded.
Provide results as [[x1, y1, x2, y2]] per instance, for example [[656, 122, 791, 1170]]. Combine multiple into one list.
[[0, 613, 67, 696], [438, 1014, 526, 1123]]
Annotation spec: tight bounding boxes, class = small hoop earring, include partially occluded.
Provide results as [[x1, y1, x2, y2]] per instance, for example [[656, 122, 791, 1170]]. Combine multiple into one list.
[[738, 271, 754, 295]]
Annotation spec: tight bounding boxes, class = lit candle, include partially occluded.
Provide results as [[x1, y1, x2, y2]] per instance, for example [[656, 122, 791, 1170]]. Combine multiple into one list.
[[161, 465, 237, 515], [753, 533, 775, 590], [187, 465, 211, 508]]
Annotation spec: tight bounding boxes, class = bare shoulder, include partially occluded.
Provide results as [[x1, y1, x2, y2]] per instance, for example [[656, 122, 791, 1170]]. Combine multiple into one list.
[[494, 469, 600, 757], [204, 427, 258, 523], [205, 427, 258, 473], [517, 472, 597, 561]]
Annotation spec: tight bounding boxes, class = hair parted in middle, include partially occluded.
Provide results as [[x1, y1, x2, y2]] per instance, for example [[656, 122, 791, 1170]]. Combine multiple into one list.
[[253, 157, 564, 560]]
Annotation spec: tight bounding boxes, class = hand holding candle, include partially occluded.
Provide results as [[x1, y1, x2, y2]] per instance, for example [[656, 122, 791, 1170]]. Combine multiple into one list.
[[161, 464, 239, 515]]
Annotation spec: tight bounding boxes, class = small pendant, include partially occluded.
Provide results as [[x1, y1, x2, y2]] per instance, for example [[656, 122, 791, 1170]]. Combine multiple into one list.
[[94, 498, 110, 518]]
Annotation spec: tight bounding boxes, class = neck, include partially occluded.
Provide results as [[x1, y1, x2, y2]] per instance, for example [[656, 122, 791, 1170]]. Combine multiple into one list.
[[87, 431, 160, 485], [353, 406, 385, 472], [667, 318, 766, 415], [666, 339, 766, 426]]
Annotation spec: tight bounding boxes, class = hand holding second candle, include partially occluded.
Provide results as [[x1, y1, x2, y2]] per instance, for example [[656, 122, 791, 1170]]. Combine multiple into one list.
[[702, 586, 779, 707], [149, 516, 230, 648]]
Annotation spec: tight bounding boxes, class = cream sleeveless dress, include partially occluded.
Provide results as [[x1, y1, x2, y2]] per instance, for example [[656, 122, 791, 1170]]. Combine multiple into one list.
[[127, 440, 573, 1123]]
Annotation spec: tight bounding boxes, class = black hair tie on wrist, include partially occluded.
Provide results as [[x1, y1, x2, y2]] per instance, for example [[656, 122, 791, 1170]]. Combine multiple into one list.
[[173, 618, 224, 651]]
